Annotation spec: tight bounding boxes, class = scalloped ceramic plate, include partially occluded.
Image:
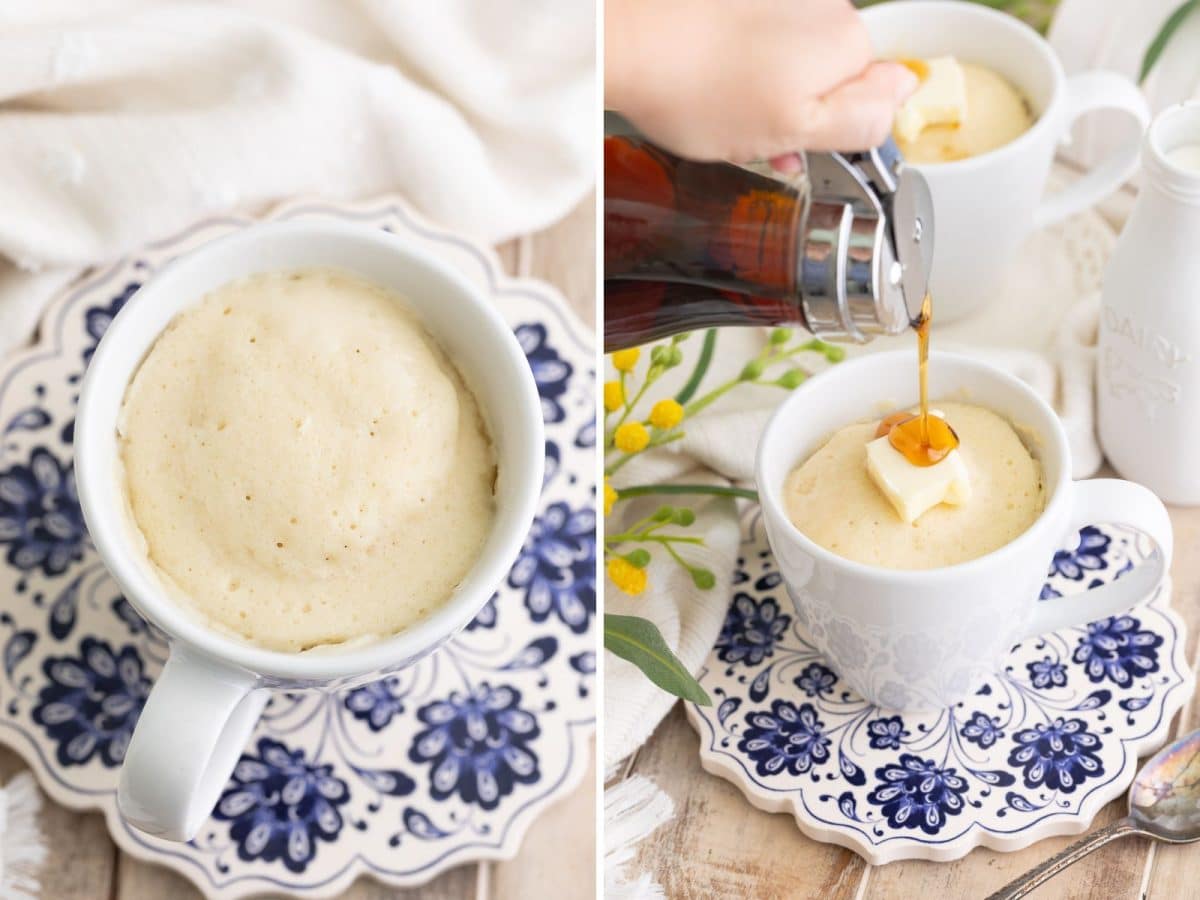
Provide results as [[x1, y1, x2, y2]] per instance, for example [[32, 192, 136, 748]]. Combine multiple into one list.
[[687, 511, 1192, 864], [0, 196, 595, 897]]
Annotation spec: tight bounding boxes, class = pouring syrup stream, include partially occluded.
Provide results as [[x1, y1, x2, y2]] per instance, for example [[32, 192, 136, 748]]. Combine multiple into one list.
[[874, 294, 959, 466]]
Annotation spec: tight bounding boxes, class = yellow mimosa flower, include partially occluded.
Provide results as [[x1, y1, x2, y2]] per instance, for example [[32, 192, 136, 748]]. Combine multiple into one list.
[[607, 557, 647, 595], [649, 398, 684, 430], [614, 422, 650, 453], [604, 380, 624, 412], [611, 347, 640, 372]]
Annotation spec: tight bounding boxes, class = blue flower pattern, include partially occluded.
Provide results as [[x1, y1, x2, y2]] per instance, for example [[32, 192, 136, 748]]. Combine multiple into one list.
[[32, 638, 148, 767], [867, 755, 969, 834], [509, 502, 595, 634], [1073, 615, 1163, 687], [343, 677, 406, 731], [516, 323, 572, 424], [214, 738, 349, 872], [960, 711, 1003, 749], [82, 282, 137, 365], [795, 662, 837, 698], [866, 715, 909, 750], [716, 594, 790, 667], [1048, 526, 1110, 580], [0, 447, 85, 576], [740, 700, 830, 777], [1008, 717, 1104, 793], [408, 684, 541, 810], [1027, 656, 1069, 689]]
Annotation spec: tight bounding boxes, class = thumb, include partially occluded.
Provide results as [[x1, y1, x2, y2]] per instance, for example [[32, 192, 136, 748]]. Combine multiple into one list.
[[790, 62, 918, 153]]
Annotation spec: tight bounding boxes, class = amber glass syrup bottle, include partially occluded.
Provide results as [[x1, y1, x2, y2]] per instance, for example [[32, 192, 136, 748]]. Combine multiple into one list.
[[604, 135, 811, 351]]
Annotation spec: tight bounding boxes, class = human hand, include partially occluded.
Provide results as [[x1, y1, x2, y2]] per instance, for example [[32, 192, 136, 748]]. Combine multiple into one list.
[[605, 0, 917, 168]]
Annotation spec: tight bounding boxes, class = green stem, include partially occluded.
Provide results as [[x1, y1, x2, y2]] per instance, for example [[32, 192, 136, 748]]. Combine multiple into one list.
[[675, 329, 717, 404], [610, 369, 656, 435], [604, 432, 685, 475], [616, 483, 759, 502], [662, 540, 690, 569], [605, 533, 706, 546], [683, 377, 741, 418]]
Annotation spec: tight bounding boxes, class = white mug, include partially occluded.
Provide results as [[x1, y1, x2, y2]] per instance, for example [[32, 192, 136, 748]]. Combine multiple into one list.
[[75, 222, 545, 840], [863, 1, 1150, 322], [756, 351, 1172, 710]]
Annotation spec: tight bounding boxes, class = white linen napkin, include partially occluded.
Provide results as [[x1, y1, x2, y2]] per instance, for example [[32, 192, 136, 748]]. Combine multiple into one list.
[[0, 0, 594, 353]]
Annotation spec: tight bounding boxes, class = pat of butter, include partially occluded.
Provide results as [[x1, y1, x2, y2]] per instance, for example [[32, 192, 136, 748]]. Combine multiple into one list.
[[894, 56, 968, 144], [865, 415, 971, 524]]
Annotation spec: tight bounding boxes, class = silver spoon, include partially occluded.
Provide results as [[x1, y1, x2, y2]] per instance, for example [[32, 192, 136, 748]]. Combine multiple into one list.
[[988, 728, 1200, 899]]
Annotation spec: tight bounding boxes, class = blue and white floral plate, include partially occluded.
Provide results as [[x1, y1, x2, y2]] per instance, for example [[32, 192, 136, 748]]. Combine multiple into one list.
[[687, 513, 1192, 864], [0, 196, 595, 896]]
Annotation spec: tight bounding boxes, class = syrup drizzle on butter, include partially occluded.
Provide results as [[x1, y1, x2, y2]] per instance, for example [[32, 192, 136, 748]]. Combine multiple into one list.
[[874, 294, 959, 467]]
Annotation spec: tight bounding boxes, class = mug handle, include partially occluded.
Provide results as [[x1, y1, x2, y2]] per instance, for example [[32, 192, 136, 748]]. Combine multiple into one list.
[[1032, 71, 1150, 230], [1020, 479, 1172, 639], [118, 646, 268, 840]]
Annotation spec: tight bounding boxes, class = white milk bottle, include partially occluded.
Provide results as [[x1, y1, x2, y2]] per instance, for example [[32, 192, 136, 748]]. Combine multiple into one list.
[[1099, 101, 1200, 503]]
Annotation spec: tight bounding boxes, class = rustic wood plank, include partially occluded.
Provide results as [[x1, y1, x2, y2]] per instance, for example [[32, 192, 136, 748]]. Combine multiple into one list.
[[115, 853, 479, 900], [528, 192, 596, 328], [489, 191, 596, 900], [3, 744, 118, 900], [492, 744, 596, 900], [863, 799, 1145, 900], [629, 706, 867, 900], [1127, 505, 1200, 900]]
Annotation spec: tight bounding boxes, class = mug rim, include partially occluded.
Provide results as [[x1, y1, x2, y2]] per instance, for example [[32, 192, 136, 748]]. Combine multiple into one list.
[[755, 350, 1072, 584], [862, 0, 1066, 174], [75, 220, 544, 682]]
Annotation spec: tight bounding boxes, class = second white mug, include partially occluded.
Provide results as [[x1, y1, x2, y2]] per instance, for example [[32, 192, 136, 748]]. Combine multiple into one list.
[[863, 1, 1150, 322]]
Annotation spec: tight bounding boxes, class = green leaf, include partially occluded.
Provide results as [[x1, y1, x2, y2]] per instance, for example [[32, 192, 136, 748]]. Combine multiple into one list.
[[691, 567, 716, 589], [675, 329, 717, 404], [1141, 0, 1200, 83], [605, 614, 711, 705]]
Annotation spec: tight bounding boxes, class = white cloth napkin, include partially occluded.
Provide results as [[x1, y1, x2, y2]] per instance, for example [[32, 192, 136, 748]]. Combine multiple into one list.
[[1049, 0, 1200, 173], [0, 0, 594, 354]]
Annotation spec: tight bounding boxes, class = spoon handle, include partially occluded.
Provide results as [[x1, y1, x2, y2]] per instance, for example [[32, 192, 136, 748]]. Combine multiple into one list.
[[986, 818, 1140, 899]]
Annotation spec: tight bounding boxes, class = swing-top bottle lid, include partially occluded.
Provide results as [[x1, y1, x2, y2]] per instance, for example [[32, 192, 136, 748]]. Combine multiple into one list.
[[798, 140, 934, 341]]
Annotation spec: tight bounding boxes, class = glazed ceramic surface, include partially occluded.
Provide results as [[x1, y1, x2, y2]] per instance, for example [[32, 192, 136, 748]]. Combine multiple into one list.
[[687, 511, 1191, 864], [0, 196, 595, 896]]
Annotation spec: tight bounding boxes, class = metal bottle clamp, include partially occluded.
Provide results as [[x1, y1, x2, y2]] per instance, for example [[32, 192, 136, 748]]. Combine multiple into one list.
[[799, 139, 935, 341]]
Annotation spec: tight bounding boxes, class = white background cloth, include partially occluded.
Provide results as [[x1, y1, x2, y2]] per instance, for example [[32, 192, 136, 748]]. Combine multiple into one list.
[[1049, 0, 1200, 171], [0, 0, 595, 354]]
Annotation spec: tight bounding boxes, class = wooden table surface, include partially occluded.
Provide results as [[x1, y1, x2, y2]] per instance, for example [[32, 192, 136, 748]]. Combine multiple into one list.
[[0, 192, 597, 900], [613, 183, 1200, 899]]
